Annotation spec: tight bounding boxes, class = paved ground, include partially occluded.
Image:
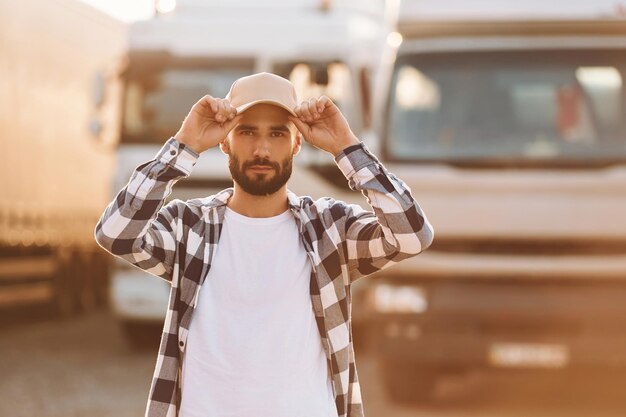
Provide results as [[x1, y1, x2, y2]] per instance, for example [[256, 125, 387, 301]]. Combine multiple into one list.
[[1, 307, 626, 417]]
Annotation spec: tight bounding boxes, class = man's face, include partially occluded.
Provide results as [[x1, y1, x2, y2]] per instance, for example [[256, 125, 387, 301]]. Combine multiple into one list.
[[220, 103, 301, 196]]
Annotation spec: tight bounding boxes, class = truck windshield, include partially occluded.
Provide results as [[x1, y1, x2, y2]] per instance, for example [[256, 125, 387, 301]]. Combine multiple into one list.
[[122, 67, 251, 144], [386, 49, 626, 166]]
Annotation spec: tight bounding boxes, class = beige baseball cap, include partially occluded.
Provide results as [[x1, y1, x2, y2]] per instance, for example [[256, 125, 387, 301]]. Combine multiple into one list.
[[225, 72, 298, 116]]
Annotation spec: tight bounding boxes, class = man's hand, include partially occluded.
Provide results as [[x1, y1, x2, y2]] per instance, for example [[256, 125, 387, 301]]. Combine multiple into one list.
[[289, 96, 360, 157], [174, 95, 243, 154]]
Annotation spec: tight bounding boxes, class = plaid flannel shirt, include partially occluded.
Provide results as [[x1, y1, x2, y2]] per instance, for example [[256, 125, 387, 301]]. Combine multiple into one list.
[[94, 137, 434, 417]]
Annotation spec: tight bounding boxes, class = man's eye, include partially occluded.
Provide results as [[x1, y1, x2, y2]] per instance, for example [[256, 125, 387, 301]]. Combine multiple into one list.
[[271, 132, 284, 137], [241, 131, 254, 136]]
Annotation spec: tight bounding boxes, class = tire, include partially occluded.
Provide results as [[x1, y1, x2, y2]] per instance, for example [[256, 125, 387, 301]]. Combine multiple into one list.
[[74, 253, 98, 313], [379, 358, 439, 405], [93, 255, 110, 308], [352, 321, 375, 355], [51, 258, 78, 318], [121, 321, 162, 350]]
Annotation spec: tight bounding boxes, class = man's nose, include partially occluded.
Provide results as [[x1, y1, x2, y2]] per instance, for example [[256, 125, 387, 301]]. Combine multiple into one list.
[[252, 138, 271, 158]]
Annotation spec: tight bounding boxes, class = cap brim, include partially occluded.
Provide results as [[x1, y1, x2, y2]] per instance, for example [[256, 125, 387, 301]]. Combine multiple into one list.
[[235, 99, 296, 116]]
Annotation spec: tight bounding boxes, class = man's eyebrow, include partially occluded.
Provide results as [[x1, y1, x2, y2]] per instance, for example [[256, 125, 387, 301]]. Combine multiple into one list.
[[235, 124, 291, 132], [235, 124, 258, 131], [270, 125, 291, 132]]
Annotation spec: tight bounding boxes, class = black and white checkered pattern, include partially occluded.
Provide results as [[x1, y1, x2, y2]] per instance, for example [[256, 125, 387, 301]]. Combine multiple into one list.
[[94, 137, 434, 417]]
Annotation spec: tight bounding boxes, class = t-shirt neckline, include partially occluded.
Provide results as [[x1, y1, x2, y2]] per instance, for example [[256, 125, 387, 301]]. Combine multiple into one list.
[[224, 206, 292, 225]]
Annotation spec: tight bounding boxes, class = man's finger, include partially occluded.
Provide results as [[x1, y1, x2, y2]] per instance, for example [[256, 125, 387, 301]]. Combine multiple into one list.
[[217, 99, 230, 122], [201, 95, 218, 114], [220, 100, 234, 120], [288, 115, 309, 137], [293, 104, 300, 117], [318, 95, 331, 113], [222, 114, 243, 132], [299, 100, 313, 121], [308, 98, 320, 119], [227, 102, 237, 119]]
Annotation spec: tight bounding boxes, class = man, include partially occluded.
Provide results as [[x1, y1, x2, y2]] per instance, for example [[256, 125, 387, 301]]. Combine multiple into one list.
[[94, 72, 434, 417]]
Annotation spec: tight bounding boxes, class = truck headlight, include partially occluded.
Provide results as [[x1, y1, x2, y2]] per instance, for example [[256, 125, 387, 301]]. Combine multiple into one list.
[[155, 0, 177, 14], [373, 284, 428, 314]]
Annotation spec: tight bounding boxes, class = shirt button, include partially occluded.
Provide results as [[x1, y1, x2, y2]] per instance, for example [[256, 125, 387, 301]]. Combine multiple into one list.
[[170, 150, 177, 156], [179, 341, 184, 347]]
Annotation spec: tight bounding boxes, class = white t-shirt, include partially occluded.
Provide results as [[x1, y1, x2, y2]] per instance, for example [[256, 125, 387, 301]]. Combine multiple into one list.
[[179, 206, 338, 417]]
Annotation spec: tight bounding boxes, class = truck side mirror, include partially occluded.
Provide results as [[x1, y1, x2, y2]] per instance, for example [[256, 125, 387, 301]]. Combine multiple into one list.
[[359, 67, 372, 130], [92, 71, 105, 108], [89, 71, 105, 139], [88, 60, 124, 149]]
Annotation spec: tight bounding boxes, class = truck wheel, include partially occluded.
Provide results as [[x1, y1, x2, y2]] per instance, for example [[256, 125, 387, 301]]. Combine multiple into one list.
[[352, 321, 378, 355], [121, 321, 161, 350], [93, 255, 110, 308], [52, 260, 78, 318], [380, 358, 438, 405], [75, 254, 98, 313]]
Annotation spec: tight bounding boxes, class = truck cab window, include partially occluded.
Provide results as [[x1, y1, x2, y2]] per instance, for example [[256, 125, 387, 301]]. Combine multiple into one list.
[[122, 68, 251, 144], [386, 50, 626, 166]]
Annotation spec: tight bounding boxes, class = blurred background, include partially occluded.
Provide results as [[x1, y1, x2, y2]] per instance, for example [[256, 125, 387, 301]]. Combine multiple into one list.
[[1, 0, 626, 416]]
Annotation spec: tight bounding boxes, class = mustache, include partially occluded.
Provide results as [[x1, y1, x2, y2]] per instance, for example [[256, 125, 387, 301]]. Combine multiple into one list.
[[245, 160, 276, 168]]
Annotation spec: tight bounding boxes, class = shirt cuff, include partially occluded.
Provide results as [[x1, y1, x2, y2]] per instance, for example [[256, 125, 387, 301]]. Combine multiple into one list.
[[334, 140, 380, 179], [155, 137, 200, 176]]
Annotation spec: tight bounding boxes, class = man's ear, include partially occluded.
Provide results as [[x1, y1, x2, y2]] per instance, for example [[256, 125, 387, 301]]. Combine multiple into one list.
[[292, 132, 302, 156], [219, 138, 230, 156]]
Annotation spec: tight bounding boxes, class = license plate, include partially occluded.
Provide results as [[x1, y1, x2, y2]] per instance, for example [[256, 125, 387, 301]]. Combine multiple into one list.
[[488, 342, 570, 368]]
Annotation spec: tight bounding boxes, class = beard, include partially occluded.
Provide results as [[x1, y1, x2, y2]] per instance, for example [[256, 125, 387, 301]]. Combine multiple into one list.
[[228, 152, 293, 196]]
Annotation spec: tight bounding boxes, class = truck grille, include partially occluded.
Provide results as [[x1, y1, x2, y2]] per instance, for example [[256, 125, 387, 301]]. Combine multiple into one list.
[[477, 317, 582, 338], [429, 238, 626, 256]]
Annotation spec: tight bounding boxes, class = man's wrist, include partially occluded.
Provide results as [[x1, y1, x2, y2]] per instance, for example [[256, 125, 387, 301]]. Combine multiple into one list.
[[174, 133, 203, 154], [332, 135, 361, 157], [156, 137, 199, 175]]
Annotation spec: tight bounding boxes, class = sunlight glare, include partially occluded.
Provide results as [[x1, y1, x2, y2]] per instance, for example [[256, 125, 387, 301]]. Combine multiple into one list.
[[155, 0, 177, 14], [78, 0, 154, 22]]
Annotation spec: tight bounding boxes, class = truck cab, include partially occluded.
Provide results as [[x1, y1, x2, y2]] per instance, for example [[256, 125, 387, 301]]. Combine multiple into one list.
[[109, 0, 392, 345], [362, 1, 626, 404]]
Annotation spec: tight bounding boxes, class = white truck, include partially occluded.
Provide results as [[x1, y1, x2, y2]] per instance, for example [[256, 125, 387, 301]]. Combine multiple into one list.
[[107, 0, 394, 346], [361, 0, 626, 404], [0, 0, 126, 316]]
